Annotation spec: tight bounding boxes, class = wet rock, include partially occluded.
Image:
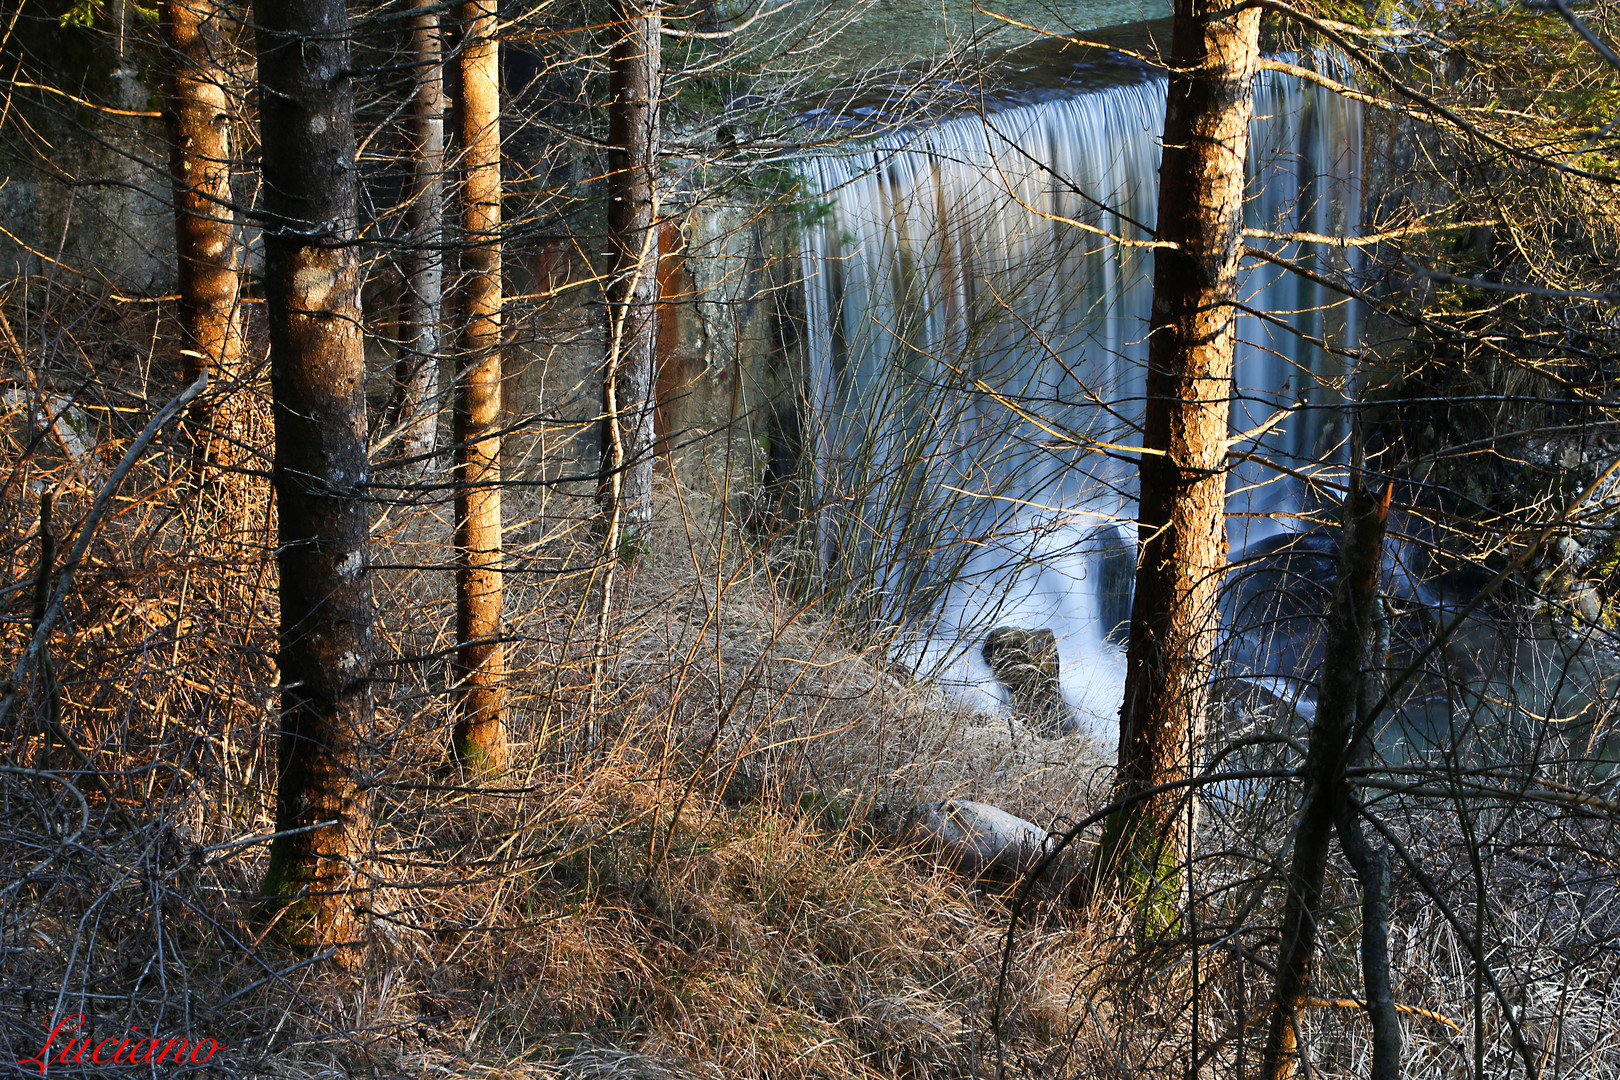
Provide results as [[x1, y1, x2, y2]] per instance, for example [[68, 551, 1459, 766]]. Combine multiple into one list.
[[2, 388, 98, 462], [1221, 531, 1341, 680], [1533, 533, 1583, 589], [1095, 528, 1136, 641], [1571, 581, 1602, 624], [1215, 674, 1319, 724], [903, 798, 1052, 879], [1531, 536, 1603, 625], [982, 626, 1079, 737]]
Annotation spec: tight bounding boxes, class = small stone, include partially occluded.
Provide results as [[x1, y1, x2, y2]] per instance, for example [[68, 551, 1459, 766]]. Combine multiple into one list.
[[904, 799, 1051, 878], [982, 627, 1079, 738], [1571, 582, 1602, 623]]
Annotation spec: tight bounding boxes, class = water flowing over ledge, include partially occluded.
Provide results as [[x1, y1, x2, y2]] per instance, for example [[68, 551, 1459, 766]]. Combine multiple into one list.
[[796, 68, 1363, 740]]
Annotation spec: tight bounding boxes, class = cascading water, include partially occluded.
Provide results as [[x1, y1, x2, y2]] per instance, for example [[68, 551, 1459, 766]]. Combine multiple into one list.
[[798, 68, 1362, 740]]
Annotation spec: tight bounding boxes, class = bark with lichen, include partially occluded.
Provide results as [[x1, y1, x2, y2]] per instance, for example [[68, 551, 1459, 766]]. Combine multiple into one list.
[[255, 0, 374, 966]]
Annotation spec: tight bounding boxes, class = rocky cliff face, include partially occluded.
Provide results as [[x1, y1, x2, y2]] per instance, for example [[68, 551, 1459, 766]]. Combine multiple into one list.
[[1, 10, 175, 293]]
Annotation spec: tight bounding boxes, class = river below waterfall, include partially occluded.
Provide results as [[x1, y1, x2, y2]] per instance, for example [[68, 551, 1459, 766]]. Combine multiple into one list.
[[797, 63, 1365, 741]]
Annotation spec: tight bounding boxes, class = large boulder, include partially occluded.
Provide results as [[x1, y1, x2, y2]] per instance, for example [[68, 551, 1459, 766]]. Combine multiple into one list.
[[982, 627, 1080, 737], [903, 798, 1053, 879]]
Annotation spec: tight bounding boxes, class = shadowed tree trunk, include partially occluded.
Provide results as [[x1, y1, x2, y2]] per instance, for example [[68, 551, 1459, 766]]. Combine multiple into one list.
[[254, 0, 373, 964], [1337, 802, 1402, 1080], [1090, 0, 1261, 928], [1263, 478, 1393, 1080], [160, 0, 242, 461], [446, 0, 508, 773], [599, 0, 661, 544], [1335, 587, 1402, 1080], [386, 0, 444, 465]]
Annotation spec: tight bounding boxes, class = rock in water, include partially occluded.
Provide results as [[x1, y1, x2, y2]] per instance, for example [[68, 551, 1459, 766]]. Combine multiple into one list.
[[982, 626, 1079, 737], [904, 799, 1053, 878], [1571, 581, 1602, 624]]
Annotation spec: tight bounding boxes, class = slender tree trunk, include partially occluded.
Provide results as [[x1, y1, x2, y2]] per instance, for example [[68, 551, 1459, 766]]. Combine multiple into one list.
[[386, 0, 444, 464], [1262, 479, 1391, 1080], [599, 0, 661, 543], [1090, 0, 1260, 928], [1337, 803, 1402, 1080], [255, 0, 374, 966], [160, 0, 242, 461], [1337, 587, 1402, 1080], [446, 0, 508, 773]]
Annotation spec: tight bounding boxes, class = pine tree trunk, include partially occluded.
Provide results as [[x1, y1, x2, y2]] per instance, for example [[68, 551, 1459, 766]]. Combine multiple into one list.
[[254, 0, 373, 964], [447, 0, 508, 773], [599, 0, 661, 543], [387, 0, 444, 464], [1092, 0, 1260, 927], [160, 0, 242, 461]]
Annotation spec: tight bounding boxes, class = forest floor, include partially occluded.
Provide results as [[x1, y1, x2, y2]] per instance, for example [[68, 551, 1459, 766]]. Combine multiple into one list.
[[5, 287, 1620, 1080], [1, 285, 1130, 1079]]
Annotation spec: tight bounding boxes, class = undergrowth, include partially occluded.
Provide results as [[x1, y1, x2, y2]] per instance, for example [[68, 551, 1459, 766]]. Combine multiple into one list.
[[4, 279, 1620, 1080]]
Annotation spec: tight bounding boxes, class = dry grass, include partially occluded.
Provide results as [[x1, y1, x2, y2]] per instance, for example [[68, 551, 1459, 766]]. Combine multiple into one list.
[[4, 279, 1620, 1080], [0, 279, 1111, 1079], [338, 473, 1118, 1078]]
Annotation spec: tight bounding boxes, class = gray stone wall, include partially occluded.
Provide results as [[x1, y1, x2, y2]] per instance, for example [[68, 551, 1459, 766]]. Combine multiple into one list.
[[0, 19, 174, 294]]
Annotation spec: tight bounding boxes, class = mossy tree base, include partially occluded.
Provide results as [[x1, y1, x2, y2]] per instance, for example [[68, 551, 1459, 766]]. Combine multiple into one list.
[[453, 720, 510, 779], [258, 830, 369, 967], [1090, 806, 1185, 939], [257, 846, 322, 950]]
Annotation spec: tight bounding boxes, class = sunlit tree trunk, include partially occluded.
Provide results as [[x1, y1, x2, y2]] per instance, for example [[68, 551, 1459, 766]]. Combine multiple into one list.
[[599, 0, 661, 543], [1091, 0, 1261, 928], [446, 0, 508, 773], [160, 0, 242, 461], [255, 0, 373, 965], [386, 0, 444, 464]]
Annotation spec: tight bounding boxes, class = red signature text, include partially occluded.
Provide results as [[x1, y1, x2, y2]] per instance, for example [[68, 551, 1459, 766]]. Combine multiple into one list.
[[18, 1015, 228, 1074]]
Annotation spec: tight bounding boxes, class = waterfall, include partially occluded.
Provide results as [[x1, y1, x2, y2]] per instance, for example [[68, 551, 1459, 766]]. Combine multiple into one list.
[[798, 69, 1363, 740]]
